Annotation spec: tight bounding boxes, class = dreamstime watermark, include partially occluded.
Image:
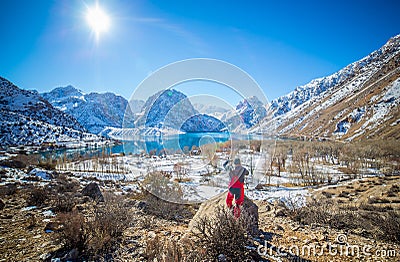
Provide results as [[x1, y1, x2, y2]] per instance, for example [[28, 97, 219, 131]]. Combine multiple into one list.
[[257, 234, 397, 259]]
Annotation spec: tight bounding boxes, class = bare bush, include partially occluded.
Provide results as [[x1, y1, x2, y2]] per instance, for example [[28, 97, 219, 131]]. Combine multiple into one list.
[[0, 183, 18, 196], [145, 234, 205, 262], [192, 205, 254, 261], [56, 193, 133, 259], [371, 210, 400, 243], [53, 192, 77, 213], [26, 187, 49, 207], [141, 172, 193, 221], [289, 198, 400, 243], [290, 198, 364, 230], [57, 211, 88, 252]]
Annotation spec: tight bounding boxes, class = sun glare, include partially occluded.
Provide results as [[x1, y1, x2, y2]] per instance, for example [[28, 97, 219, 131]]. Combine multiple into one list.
[[86, 3, 110, 39]]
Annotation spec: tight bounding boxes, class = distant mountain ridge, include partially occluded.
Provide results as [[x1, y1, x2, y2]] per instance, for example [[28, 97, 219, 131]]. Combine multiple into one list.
[[42, 86, 142, 134], [0, 77, 98, 146]]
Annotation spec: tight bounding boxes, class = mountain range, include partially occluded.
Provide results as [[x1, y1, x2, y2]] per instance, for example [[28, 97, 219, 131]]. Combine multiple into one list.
[[1, 34, 399, 146], [0, 77, 98, 147], [41, 86, 141, 134]]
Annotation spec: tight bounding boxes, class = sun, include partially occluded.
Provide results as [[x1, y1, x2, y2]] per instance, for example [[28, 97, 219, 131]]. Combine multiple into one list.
[[86, 3, 110, 39]]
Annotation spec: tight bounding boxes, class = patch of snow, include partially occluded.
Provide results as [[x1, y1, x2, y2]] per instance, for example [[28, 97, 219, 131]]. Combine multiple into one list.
[[29, 168, 53, 180], [21, 206, 37, 211], [42, 210, 56, 217]]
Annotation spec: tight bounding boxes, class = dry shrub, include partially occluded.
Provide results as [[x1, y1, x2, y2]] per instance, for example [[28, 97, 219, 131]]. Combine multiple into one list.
[[141, 172, 193, 221], [145, 234, 205, 262], [49, 174, 80, 212], [142, 172, 183, 203], [192, 205, 254, 261], [290, 198, 363, 230], [370, 210, 400, 243], [0, 183, 18, 196], [57, 193, 133, 259], [289, 198, 400, 243], [58, 211, 87, 251], [26, 187, 49, 206], [53, 192, 77, 213], [53, 173, 80, 193]]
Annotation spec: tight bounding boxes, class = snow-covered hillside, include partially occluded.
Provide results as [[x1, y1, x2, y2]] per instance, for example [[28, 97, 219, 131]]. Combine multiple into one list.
[[254, 34, 400, 140], [0, 77, 100, 146], [41, 86, 142, 134], [270, 35, 400, 118]]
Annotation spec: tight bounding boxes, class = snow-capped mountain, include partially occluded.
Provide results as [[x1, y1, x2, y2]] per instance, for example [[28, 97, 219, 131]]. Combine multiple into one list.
[[254, 34, 400, 140], [0, 77, 99, 146], [235, 96, 267, 128], [134, 89, 225, 132], [218, 96, 268, 131], [41, 86, 142, 134], [181, 114, 226, 132], [193, 103, 229, 119]]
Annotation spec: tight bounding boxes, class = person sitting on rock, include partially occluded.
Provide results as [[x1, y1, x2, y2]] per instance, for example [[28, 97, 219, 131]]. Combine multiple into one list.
[[226, 158, 249, 218]]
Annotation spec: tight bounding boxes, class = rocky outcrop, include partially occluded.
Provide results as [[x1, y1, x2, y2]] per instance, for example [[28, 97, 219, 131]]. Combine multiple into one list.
[[81, 182, 104, 202], [189, 191, 259, 235]]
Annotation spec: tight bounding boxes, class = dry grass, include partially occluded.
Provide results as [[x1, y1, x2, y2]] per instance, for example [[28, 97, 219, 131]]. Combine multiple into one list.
[[288, 197, 400, 244]]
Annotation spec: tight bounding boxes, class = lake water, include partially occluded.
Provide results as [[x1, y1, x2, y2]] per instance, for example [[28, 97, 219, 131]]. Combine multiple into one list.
[[43, 132, 259, 158], [111, 132, 256, 155]]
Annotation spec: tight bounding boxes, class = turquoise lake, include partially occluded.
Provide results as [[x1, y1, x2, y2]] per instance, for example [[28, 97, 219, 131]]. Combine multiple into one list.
[[43, 132, 259, 158]]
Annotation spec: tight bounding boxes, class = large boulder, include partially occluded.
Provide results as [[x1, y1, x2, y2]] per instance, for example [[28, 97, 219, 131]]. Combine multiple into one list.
[[189, 191, 259, 235], [81, 182, 104, 202]]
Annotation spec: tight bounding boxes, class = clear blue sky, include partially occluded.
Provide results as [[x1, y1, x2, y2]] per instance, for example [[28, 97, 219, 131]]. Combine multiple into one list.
[[1, 0, 399, 104]]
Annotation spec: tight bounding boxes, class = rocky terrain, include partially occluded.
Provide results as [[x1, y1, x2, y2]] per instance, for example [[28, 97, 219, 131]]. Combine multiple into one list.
[[0, 152, 399, 261]]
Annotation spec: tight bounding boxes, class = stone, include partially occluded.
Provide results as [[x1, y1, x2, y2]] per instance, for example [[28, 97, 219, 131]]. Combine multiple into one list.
[[265, 203, 273, 212], [0, 199, 5, 210], [274, 208, 287, 217], [147, 231, 156, 238], [81, 182, 104, 202], [62, 248, 79, 260], [189, 191, 259, 236], [218, 254, 227, 262], [44, 222, 62, 232], [137, 201, 147, 209]]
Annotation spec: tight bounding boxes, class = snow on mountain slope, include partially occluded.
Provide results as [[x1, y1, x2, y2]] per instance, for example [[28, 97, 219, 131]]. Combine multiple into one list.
[[219, 96, 268, 132], [0, 111, 99, 147], [193, 103, 228, 119], [42, 86, 142, 134], [271, 35, 400, 118], [181, 114, 226, 132], [0, 77, 99, 146], [133, 89, 226, 132], [254, 34, 400, 140], [0, 78, 84, 131]]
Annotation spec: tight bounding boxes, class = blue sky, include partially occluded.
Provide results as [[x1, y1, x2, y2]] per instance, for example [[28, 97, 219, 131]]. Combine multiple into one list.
[[1, 0, 399, 105]]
